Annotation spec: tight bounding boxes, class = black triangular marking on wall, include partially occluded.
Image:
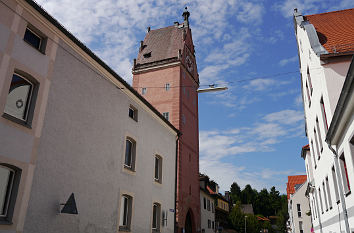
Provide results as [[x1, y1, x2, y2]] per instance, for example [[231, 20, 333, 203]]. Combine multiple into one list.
[[61, 193, 78, 214]]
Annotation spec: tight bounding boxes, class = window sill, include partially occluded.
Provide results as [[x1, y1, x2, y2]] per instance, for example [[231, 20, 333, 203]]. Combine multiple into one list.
[[24, 40, 46, 55], [154, 179, 162, 184], [337, 200, 340, 204], [345, 190, 351, 197], [0, 219, 13, 225], [123, 165, 136, 174], [2, 113, 32, 129], [118, 226, 131, 232]]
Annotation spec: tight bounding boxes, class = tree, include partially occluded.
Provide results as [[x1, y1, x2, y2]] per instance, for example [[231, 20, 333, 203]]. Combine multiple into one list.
[[241, 184, 258, 205], [276, 195, 289, 232], [254, 188, 271, 216], [269, 186, 281, 215], [230, 182, 241, 204]]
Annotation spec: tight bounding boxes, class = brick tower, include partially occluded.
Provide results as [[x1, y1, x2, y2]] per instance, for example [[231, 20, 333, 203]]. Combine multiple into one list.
[[132, 8, 200, 233]]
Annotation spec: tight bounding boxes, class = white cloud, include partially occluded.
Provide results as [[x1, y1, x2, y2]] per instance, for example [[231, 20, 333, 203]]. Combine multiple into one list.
[[295, 94, 303, 107], [244, 78, 276, 91], [263, 109, 304, 125], [279, 56, 298, 66], [236, 2, 264, 25]]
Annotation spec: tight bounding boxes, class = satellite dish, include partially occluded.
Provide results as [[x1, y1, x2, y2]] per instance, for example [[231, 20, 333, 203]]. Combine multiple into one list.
[[60, 193, 78, 215]]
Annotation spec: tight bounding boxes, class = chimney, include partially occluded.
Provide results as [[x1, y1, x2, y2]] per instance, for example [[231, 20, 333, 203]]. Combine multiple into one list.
[[182, 7, 190, 28], [140, 41, 144, 51], [147, 26, 151, 32], [174, 21, 179, 27], [133, 59, 136, 68]]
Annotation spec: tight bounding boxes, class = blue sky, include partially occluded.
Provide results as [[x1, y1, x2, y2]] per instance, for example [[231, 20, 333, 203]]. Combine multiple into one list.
[[37, 0, 354, 193]]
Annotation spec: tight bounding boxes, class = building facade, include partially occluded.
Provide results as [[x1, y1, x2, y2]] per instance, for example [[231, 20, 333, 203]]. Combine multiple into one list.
[[288, 181, 312, 233], [200, 175, 215, 233], [132, 9, 200, 233], [294, 8, 354, 233], [0, 0, 177, 233]]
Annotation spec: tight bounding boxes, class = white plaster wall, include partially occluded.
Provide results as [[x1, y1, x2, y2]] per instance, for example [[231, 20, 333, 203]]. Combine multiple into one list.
[[289, 182, 312, 233], [296, 22, 351, 232], [200, 190, 215, 233]]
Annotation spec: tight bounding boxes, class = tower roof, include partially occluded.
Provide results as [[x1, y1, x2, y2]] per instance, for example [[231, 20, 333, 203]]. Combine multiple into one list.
[[135, 25, 185, 68], [304, 8, 354, 54]]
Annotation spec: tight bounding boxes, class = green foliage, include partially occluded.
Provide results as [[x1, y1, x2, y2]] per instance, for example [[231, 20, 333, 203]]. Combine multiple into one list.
[[275, 195, 289, 233], [230, 182, 241, 203]]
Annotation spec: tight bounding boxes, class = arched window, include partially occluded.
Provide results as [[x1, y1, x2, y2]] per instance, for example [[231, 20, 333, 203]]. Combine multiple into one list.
[[119, 194, 132, 231], [152, 202, 161, 232], [124, 138, 136, 171], [3, 72, 39, 126], [0, 164, 21, 224]]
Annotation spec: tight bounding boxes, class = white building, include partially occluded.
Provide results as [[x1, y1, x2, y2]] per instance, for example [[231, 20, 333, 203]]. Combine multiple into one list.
[[0, 0, 177, 232], [200, 175, 216, 233], [294, 8, 354, 233], [288, 180, 312, 233]]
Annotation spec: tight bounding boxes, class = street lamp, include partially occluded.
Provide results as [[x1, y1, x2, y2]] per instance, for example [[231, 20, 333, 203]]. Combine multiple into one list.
[[245, 215, 248, 233], [197, 84, 228, 93]]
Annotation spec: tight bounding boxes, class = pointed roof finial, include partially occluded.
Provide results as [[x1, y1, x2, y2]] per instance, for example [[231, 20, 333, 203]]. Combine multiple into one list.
[[182, 6, 190, 28]]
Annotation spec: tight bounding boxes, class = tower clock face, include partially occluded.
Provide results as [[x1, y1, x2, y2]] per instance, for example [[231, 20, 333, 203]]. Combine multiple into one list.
[[185, 55, 194, 73]]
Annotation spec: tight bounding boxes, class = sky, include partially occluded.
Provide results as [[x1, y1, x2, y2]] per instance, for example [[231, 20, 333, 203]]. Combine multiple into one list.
[[36, 0, 354, 194]]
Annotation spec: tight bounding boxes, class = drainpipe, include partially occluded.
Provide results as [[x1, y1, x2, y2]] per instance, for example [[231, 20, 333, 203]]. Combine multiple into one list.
[[174, 132, 181, 233], [327, 143, 350, 233]]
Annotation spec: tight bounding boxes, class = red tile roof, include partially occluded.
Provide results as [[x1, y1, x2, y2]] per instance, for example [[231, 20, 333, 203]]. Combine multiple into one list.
[[305, 8, 354, 54], [136, 25, 184, 65], [207, 185, 216, 194], [286, 175, 307, 199]]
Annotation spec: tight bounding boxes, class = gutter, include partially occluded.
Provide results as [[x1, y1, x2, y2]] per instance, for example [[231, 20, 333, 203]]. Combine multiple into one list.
[[174, 132, 181, 233]]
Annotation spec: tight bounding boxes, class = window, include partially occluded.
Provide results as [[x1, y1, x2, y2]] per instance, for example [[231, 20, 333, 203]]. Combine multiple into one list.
[[3, 73, 38, 126], [24, 27, 46, 53], [314, 128, 321, 160], [316, 118, 323, 152], [142, 87, 147, 95], [305, 81, 311, 106], [152, 203, 161, 232], [318, 188, 324, 213], [332, 166, 340, 202], [207, 199, 210, 211], [212, 203, 214, 213], [326, 177, 332, 209], [322, 182, 328, 211], [320, 97, 328, 131], [124, 138, 136, 171], [203, 197, 206, 209], [189, 185, 191, 195], [154, 155, 162, 183], [307, 67, 313, 95], [165, 83, 170, 91], [208, 219, 211, 229], [162, 112, 169, 121], [311, 140, 317, 167], [119, 195, 132, 231], [212, 221, 214, 229], [128, 106, 138, 121], [339, 153, 351, 194], [0, 164, 21, 224], [299, 221, 303, 233], [297, 204, 301, 217]]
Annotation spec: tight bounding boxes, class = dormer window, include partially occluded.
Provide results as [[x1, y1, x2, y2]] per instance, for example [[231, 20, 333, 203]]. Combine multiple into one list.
[[143, 52, 151, 58]]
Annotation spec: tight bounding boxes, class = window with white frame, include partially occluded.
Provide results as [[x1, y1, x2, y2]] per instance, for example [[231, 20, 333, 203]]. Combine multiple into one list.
[[322, 182, 328, 211], [299, 221, 303, 233], [119, 195, 132, 231], [4, 73, 38, 126], [316, 118, 323, 152], [307, 67, 313, 95], [165, 83, 170, 91], [154, 155, 162, 183], [325, 177, 332, 209], [152, 203, 161, 232], [0, 164, 21, 224], [162, 112, 169, 121], [305, 81, 311, 106], [311, 140, 317, 167], [297, 204, 301, 217], [318, 188, 324, 213], [339, 153, 351, 194], [332, 166, 340, 202], [314, 128, 321, 160], [320, 97, 328, 132], [142, 87, 147, 95], [124, 138, 136, 171]]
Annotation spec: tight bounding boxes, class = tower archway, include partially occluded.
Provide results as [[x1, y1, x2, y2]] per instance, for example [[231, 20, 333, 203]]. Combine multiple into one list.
[[185, 209, 195, 233]]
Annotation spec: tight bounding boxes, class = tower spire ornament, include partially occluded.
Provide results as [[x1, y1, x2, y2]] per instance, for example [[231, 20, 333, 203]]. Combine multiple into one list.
[[182, 7, 190, 28]]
